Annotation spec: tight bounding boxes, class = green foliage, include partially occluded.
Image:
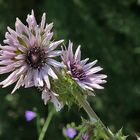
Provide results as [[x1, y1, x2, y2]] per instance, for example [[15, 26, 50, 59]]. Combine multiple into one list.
[[63, 119, 129, 140], [51, 69, 90, 108], [114, 128, 128, 140]]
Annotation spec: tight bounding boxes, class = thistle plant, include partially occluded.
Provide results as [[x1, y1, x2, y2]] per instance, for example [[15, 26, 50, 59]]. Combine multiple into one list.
[[0, 10, 135, 140]]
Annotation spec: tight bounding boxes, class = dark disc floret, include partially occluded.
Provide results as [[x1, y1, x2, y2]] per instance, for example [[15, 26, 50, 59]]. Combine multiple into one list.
[[71, 63, 86, 80], [26, 47, 46, 69]]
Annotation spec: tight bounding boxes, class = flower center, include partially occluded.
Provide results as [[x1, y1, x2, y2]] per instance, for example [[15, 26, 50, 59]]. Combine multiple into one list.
[[26, 47, 46, 69], [71, 64, 86, 80]]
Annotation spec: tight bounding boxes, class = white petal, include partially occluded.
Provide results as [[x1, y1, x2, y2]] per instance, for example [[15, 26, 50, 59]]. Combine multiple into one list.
[[16, 65, 27, 75], [67, 41, 74, 62], [29, 33, 36, 47], [7, 26, 18, 37], [21, 35, 30, 47], [47, 66, 58, 79], [74, 45, 81, 62], [11, 75, 24, 94], [13, 60, 25, 67], [0, 61, 25, 74], [80, 58, 89, 66], [0, 45, 16, 51], [42, 90, 63, 111], [83, 60, 98, 71], [45, 23, 53, 33], [0, 68, 20, 87], [15, 54, 25, 60], [41, 13, 46, 30], [47, 50, 62, 57], [35, 28, 41, 47], [83, 82, 104, 89], [43, 74, 50, 89], [37, 71, 44, 87], [42, 90, 49, 105], [92, 74, 107, 79], [42, 33, 53, 47], [47, 40, 64, 52], [33, 70, 39, 86], [26, 10, 37, 28], [18, 45, 27, 52], [77, 81, 94, 91], [15, 18, 27, 35], [33, 69, 44, 87], [0, 59, 13, 65], [51, 91, 63, 111], [89, 78, 107, 84], [86, 66, 103, 75], [91, 83, 104, 89], [0, 50, 15, 56], [47, 58, 64, 67], [0, 65, 15, 74], [24, 69, 34, 87]]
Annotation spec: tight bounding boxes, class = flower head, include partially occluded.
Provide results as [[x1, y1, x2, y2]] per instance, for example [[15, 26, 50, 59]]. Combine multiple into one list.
[[42, 87, 63, 111], [65, 127, 77, 139], [0, 10, 64, 93], [25, 110, 36, 121], [62, 41, 107, 92]]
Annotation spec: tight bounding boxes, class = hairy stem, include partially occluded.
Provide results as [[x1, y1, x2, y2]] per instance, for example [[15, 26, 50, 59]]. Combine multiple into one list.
[[73, 91, 115, 140]]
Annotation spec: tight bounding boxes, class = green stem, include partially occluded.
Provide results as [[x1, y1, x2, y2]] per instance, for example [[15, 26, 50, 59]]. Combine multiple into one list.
[[36, 114, 41, 135], [38, 108, 55, 140], [73, 92, 115, 140]]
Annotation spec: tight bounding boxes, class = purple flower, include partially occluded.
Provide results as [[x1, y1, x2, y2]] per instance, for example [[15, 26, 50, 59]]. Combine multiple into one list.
[[61, 41, 107, 93], [65, 127, 77, 138], [25, 110, 36, 121], [0, 10, 64, 93], [42, 88, 63, 111]]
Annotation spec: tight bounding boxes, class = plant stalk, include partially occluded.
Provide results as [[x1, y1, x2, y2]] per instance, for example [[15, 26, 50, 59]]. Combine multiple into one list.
[[38, 108, 55, 140], [73, 92, 115, 140]]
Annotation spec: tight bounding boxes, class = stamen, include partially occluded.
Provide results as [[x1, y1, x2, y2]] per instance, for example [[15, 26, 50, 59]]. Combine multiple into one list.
[[26, 47, 46, 69], [71, 63, 86, 80]]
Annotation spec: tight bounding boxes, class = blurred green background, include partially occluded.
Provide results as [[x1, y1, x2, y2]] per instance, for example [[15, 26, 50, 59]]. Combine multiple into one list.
[[0, 0, 140, 139]]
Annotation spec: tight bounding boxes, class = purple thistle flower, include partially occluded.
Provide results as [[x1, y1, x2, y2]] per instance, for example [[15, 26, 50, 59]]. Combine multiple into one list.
[[0, 10, 64, 93], [61, 41, 107, 92], [25, 110, 36, 121], [42, 88, 63, 111], [65, 127, 77, 139]]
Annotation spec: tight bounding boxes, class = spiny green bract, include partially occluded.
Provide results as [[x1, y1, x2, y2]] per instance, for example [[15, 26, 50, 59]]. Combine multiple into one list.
[[51, 69, 89, 108], [108, 128, 128, 140]]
